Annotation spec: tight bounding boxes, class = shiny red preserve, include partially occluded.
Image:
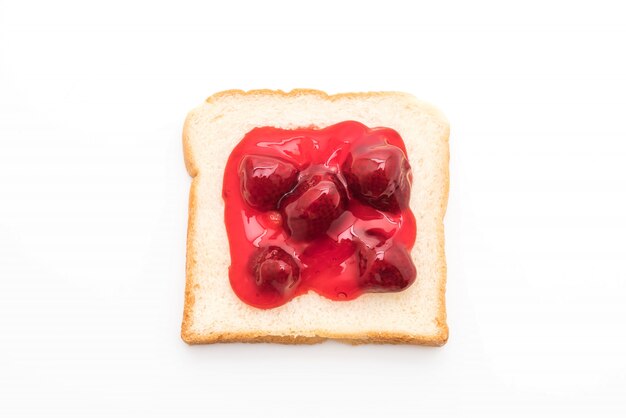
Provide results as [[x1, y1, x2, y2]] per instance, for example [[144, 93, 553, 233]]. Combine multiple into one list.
[[223, 121, 417, 309]]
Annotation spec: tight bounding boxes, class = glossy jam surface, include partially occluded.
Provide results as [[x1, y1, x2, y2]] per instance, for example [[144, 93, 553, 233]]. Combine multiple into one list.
[[223, 121, 417, 309]]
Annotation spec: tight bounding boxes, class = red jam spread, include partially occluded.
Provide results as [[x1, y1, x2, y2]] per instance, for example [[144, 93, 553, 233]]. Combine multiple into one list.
[[222, 121, 417, 309]]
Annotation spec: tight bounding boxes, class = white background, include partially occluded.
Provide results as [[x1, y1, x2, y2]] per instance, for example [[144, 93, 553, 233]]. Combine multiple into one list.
[[1, 0, 625, 416]]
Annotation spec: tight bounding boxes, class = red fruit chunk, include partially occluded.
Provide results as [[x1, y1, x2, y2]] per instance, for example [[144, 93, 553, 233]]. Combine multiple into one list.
[[343, 145, 411, 213], [279, 170, 348, 241], [358, 246, 416, 292], [240, 155, 298, 211], [250, 246, 301, 296]]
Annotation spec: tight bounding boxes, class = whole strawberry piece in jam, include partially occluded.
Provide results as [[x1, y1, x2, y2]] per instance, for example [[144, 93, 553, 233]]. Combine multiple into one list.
[[342, 145, 411, 213], [239, 155, 298, 211], [358, 246, 416, 292], [250, 246, 301, 297], [279, 170, 348, 241]]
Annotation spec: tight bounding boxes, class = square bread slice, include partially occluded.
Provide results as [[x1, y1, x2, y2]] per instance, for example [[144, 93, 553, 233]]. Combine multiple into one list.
[[182, 89, 449, 345]]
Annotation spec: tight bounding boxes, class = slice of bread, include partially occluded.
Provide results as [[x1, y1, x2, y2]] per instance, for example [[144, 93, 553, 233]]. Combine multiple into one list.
[[182, 89, 449, 345]]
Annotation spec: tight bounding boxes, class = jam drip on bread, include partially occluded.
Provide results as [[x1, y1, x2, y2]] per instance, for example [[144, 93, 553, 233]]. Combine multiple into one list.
[[223, 121, 417, 308]]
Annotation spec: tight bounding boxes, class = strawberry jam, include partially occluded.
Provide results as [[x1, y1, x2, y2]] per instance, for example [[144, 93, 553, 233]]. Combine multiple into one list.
[[223, 121, 417, 309]]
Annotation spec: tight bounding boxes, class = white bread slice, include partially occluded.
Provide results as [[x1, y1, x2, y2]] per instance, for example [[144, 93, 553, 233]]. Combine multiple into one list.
[[182, 89, 449, 345]]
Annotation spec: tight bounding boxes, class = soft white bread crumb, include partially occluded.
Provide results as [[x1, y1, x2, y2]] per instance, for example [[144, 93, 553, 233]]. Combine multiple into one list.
[[182, 89, 449, 345]]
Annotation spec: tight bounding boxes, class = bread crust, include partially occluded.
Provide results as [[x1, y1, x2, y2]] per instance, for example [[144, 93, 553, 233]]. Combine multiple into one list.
[[181, 89, 449, 346]]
